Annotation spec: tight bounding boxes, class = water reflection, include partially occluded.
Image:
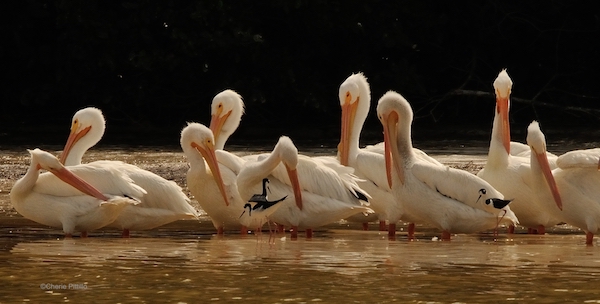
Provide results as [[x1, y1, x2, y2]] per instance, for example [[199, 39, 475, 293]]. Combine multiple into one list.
[[1, 230, 599, 302]]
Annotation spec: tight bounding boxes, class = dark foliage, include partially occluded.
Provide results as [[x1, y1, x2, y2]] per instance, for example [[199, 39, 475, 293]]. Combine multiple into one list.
[[3, 0, 600, 145]]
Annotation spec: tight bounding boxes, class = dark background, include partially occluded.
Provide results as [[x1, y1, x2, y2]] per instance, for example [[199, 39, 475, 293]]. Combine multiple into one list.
[[3, 0, 600, 148]]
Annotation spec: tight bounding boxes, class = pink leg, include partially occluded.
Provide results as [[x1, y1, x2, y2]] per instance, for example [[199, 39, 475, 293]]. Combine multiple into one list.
[[267, 221, 276, 244], [379, 220, 387, 231], [408, 223, 415, 239], [217, 226, 224, 235], [537, 225, 546, 235], [121, 229, 130, 238], [240, 225, 248, 235], [81, 231, 88, 238], [277, 224, 285, 233], [362, 222, 369, 231], [291, 226, 298, 239], [527, 227, 535, 234], [508, 225, 515, 234], [441, 231, 451, 241], [306, 228, 313, 239], [586, 232, 594, 245], [388, 223, 396, 237]]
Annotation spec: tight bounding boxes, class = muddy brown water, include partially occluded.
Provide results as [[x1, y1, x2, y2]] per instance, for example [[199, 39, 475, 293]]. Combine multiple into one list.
[[1, 144, 599, 303]]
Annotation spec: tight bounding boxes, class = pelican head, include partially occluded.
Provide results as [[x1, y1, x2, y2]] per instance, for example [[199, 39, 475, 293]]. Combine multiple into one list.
[[209, 89, 245, 150], [180, 123, 230, 206], [60, 107, 106, 165], [29, 148, 109, 201], [338, 72, 371, 165], [526, 121, 563, 210], [493, 69, 513, 154], [377, 91, 413, 188]]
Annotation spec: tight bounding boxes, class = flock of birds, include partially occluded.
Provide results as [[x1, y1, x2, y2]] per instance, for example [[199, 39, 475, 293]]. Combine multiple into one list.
[[8, 69, 600, 245]]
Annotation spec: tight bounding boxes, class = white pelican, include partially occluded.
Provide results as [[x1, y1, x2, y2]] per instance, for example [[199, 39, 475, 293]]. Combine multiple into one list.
[[477, 70, 561, 234], [379, 91, 518, 240], [526, 121, 600, 245], [180, 122, 245, 234], [239, 136, 372, 239], [183, 122, 279, 235], [337, 72, 440, 236], [10, 149, 143, 237], [207, 89, 263, 233], [59, 107, 199, 237]]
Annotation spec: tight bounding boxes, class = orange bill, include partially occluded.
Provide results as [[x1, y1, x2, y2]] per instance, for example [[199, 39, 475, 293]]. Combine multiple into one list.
[[209, 108, 232, 144], [496, 94, 511, 154], [192, 141, 230, 206], [534, 149, 563, 210], [383, 111, 404, 187], [339, 92, 358, 166], [50, 166, 109, 201], [285, 164, 303, 210], [59, 122, 91, 164]]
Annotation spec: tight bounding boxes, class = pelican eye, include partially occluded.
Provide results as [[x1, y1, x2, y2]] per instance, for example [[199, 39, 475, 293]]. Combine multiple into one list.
[[479, 188, 486, 195]]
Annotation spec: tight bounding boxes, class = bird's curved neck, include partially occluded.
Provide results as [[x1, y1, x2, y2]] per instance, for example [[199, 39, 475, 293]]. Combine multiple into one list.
[[350, 102, 369, 160], [10, 161, 40, 199], [215, 135, 229, 151], [64, 128, 103, 166], [397, 123, 416, 163], [182, 144, 208, 176], [237, 150, 282, 197]]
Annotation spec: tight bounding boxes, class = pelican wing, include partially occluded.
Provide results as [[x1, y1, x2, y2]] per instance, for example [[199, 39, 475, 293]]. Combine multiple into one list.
[[411, 161, 505, 214], [216, 150, 246, 175], [354, 150, 390, 191], [35, 164, 147, 200], [363, 143, 442, 166], [270, 155, 369, 205], [87, 160, 196, 215], [556, 148, 600, 169]]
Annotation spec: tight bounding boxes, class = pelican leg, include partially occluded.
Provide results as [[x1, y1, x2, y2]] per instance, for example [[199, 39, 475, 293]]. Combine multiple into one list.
[[586, 232, 594, 245], [388, 223, 396, 237], [407, 223, 415, 239], [121, 229, 130, 238], [527, 227, 535, 234], [64, 233, 73, 238], [441, 231, 451, 241], [267, 221, 276, 244], [277, 224, 285, 233], [537, 225, 546, 235], [305, 228, 313, 239], [362, 222, 369, 231], [81, 231, 88, 238], [241, 225, 248, 235], [291, 226, 298, 239], [508, 225, 515, 234], [217, 226, 224, 235], [379, 220, 387, 231]]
